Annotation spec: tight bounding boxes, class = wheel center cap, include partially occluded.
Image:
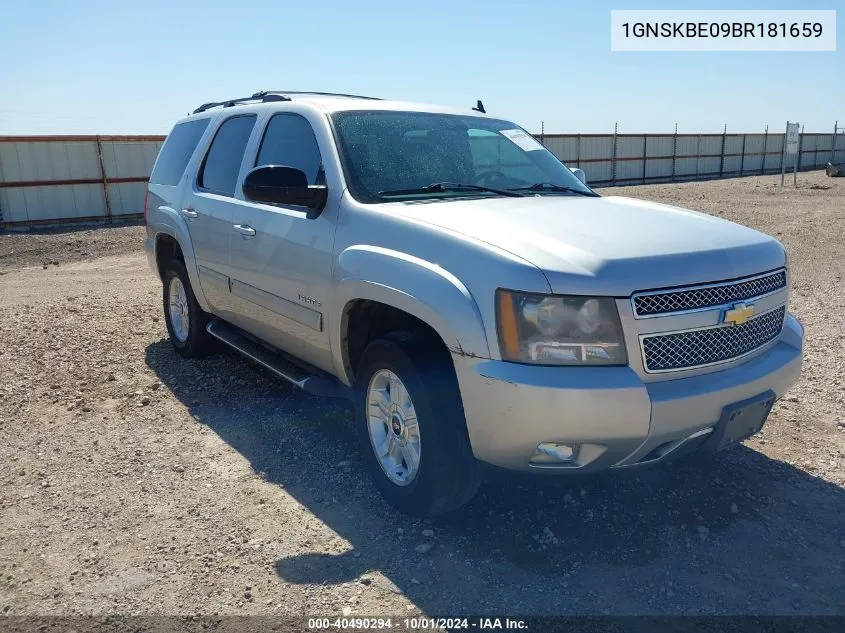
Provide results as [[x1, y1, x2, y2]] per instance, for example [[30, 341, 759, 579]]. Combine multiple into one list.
[[390, 414, 403, 436]]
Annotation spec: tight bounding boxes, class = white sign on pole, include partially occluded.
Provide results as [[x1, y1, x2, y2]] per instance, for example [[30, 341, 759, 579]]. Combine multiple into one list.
[[785, 122, 800, 155]]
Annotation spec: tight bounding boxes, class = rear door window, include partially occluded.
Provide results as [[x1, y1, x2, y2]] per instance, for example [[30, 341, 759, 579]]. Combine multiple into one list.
[[198, 115, 257, 196], [149, 119, 210, 186], [255, 114, 323, 184]]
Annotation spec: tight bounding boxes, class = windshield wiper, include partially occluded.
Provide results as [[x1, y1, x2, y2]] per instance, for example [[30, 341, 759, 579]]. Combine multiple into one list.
[[379, 182, 525, 198], [508, 182, 599, 197]]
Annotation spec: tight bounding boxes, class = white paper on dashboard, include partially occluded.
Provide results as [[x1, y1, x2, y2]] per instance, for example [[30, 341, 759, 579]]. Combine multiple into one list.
[[499, 129, 544, 151]]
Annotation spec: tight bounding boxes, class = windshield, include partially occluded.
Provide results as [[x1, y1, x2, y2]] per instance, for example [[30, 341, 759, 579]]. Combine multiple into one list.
[[331, 110, 595, 203]]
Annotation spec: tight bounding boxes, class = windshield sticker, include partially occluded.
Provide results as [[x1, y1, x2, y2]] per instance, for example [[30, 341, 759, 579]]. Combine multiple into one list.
[[500, 129, 544, 151]]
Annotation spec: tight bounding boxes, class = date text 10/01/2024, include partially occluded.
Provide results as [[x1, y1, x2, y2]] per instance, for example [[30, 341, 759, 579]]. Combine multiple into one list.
[[307, 617, 529, 630]]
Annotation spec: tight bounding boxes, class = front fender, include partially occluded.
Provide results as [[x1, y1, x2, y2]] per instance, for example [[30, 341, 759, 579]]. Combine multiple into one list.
[[330, 245, 490, 384], [147, 206, 211, 313]]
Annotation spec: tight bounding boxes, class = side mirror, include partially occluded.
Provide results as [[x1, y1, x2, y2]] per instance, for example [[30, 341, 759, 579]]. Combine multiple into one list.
[[569, 167, 587, 185], [243, 165, 328, 218]]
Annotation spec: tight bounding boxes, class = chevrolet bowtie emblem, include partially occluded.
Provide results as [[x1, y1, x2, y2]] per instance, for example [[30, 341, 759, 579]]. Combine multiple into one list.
[[723, 302, 755, 326]]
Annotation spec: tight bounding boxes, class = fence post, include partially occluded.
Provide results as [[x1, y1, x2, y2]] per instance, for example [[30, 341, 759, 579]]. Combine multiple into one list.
[[642, 135, 648, 184], [719, 123, 727, 178], [0, 152, 4, 231], [695, 134, 701, 179], [576, 133, 581, 167], [611, 122, 618, 186], [761, 125, 768, 175], [671, 122, 678, 182], [95, 136, 113, 224], [739, 134, 747, 176], [832, 121, 838, 164], [797, 124, 804, 172], [780, 121, 788, 187]]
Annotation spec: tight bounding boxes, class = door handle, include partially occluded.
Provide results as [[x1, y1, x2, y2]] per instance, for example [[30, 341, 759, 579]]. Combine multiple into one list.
[[233, 224, 256, 237], [181, 208, 198, 219]]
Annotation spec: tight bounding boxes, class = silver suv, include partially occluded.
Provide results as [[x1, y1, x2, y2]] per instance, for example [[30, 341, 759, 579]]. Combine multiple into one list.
[[145, 91, 804, 516]]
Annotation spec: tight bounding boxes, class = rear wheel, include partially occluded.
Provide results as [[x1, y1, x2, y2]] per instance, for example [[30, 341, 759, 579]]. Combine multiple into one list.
[[162, 258, 215, 358], [355, 332, 480, 516]]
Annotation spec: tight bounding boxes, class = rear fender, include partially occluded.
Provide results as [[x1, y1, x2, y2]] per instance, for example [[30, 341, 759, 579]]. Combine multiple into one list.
[[148, 206, 211, 313]]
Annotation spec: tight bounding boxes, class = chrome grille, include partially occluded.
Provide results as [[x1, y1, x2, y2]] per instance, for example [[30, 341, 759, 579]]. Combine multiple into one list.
[[642, 306, 786, 372], [633, 270, 786, 317]]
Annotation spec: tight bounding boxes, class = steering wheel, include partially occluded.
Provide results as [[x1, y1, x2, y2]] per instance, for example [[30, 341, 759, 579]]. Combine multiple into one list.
[[475, 170, 512, 190]]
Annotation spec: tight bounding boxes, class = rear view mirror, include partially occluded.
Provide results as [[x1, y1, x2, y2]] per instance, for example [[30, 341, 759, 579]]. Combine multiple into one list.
[[243, 165, 328, 218], [569, 167, 587, 185]]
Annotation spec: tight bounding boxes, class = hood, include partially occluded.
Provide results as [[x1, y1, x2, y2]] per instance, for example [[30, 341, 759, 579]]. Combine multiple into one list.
[[391, 195, 786, 296]]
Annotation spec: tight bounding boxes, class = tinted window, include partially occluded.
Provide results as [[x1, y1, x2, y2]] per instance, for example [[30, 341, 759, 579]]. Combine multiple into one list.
[[331, 111, 593, 204], [256, 114, 322, 184], [198, 115, 256, 196], [150, 119, 209, 186]]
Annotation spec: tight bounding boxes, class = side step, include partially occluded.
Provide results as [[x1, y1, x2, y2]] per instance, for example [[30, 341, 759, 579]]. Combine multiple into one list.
[[206, 320, 350, 399]]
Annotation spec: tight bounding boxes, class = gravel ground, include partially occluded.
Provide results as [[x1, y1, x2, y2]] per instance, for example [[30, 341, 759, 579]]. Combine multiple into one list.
[[0, 223, 145, 273], [1, 170, 843, 619]]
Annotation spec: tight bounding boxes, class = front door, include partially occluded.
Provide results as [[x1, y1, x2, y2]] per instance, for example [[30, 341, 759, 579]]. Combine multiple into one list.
[[227, 112, 336, 373]]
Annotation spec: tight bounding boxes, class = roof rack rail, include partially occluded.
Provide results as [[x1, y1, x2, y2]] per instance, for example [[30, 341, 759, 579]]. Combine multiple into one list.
[[262, 91, 382, 100], [192, 90, 382, 114]]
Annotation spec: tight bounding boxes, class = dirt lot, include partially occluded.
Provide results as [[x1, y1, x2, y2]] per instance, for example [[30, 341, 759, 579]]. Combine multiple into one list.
[[1, 170, 844, 619]]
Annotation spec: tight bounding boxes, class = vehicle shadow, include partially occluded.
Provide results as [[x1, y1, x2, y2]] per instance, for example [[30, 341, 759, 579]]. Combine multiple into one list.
[[145, 340, 845, 616]]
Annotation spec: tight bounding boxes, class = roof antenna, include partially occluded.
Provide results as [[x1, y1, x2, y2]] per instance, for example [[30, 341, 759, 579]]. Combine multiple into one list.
[[472, 100, 486, 114]]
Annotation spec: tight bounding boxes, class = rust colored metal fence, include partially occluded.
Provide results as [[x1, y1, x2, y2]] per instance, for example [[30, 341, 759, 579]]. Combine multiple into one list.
[[1, 126, 843, 230], [538, 127, 844, 187], [0, 135, 164, 230]]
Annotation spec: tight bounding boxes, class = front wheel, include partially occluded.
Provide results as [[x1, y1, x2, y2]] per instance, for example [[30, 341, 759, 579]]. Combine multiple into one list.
[[355, 333, 480, 516]]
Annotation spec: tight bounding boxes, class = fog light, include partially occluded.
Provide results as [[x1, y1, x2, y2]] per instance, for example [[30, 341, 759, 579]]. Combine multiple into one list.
[[531, 442, 578, 464]]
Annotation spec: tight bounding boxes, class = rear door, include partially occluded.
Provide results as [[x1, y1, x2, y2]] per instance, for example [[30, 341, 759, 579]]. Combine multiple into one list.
[[180, 114, 257, 319], [226, 112, 336, 373]]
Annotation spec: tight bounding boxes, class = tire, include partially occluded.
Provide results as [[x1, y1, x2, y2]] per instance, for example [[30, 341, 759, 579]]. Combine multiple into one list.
[[354, 332, 480, 516], [162, 258, 215, 358]]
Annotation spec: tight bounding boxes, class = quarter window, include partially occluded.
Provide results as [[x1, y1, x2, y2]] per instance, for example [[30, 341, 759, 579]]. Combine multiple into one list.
[[198, 115, 257, 196], [150, 119, 209, 186], [255, 114, 323, 184]]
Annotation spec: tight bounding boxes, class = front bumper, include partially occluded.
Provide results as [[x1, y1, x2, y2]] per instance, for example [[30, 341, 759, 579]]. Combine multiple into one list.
[[453, 313, 803, 473]]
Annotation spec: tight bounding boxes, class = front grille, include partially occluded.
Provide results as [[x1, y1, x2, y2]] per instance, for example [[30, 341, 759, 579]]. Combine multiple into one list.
[[642, 306, 786, 372], [633, 270, 786, 317]]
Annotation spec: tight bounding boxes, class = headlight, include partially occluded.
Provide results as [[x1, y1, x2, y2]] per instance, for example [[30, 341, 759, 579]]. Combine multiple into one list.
[[496, 290, 627, 365]]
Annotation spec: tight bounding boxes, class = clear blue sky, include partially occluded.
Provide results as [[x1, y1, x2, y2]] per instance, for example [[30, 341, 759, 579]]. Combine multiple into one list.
[[0, 0, 840, 135]]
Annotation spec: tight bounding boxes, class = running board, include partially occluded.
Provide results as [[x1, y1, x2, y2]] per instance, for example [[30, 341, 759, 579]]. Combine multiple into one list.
[[206, 320, 350, 399]]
